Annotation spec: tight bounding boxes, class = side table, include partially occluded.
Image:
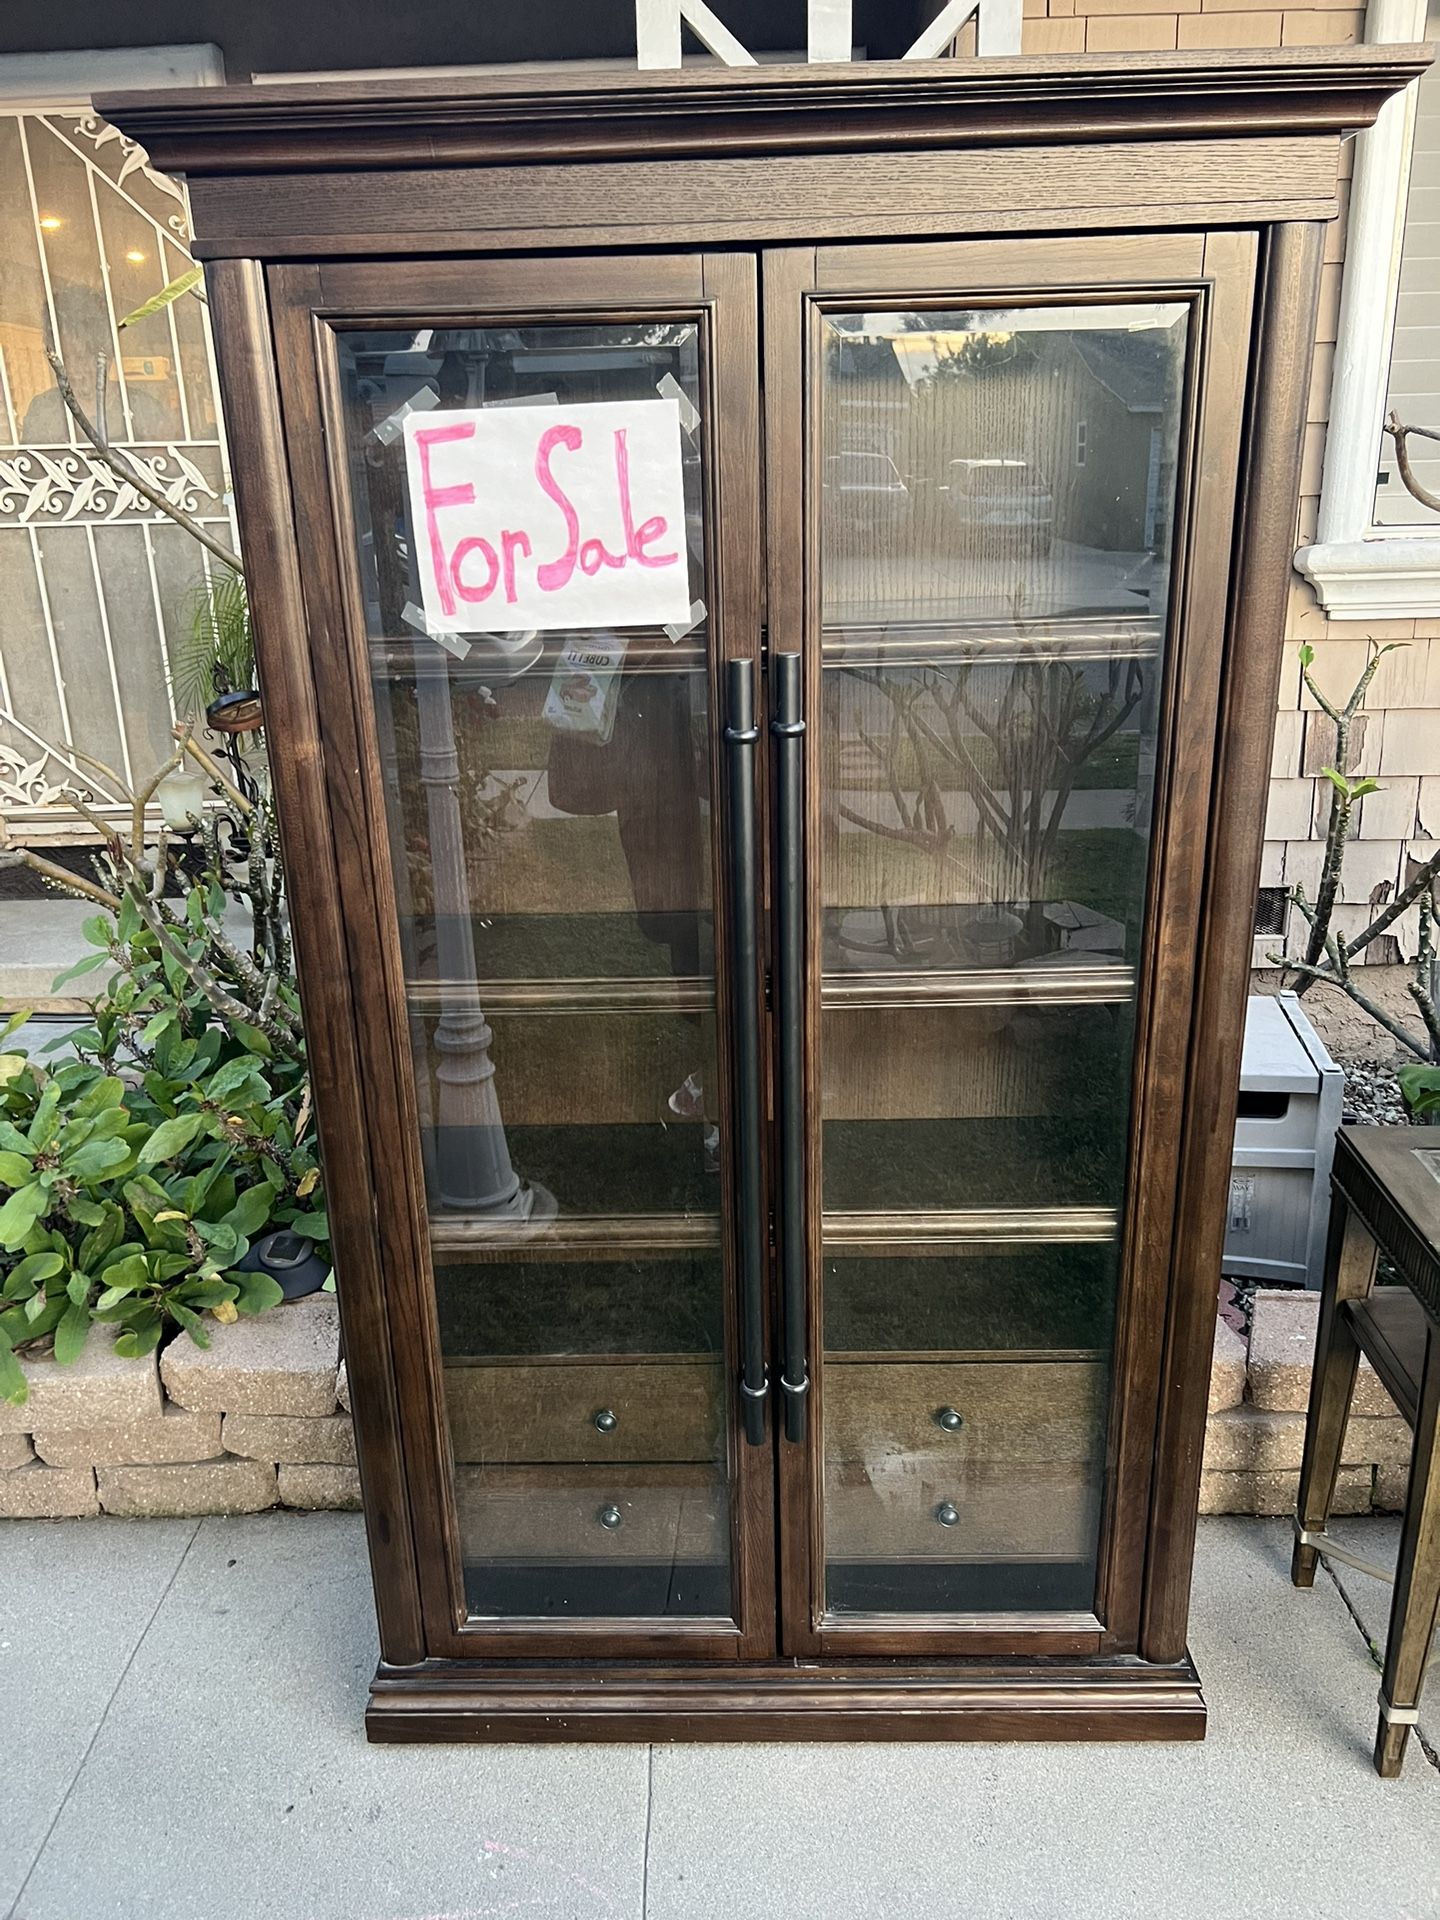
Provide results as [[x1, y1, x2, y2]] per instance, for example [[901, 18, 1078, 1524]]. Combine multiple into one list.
[[1291, 1123, 1440, 1777]]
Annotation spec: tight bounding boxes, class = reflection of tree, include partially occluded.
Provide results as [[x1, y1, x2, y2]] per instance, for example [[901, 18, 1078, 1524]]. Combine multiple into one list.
[[923, 331, 1043, 382], [840, 648, 1143, 952]]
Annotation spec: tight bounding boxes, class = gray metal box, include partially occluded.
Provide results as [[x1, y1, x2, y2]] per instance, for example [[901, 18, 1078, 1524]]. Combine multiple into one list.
[[1223, 991, 1344, 1290]]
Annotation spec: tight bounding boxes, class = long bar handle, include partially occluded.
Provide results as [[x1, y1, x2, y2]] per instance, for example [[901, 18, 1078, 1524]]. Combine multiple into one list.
[[724, 659, 767, 1446], [770, 651, 809, 1445]]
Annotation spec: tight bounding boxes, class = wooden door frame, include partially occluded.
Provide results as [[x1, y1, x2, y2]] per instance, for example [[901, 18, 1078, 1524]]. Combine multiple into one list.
[[259, 249, 775, 1663], [764, 229, 1258, 1660]]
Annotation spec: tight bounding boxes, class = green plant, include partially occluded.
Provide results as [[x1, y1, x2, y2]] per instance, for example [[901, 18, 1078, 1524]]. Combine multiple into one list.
[[172, 565, 254, 720], [0, 737, 324, 1405], [1397, 1063, 1440, 1118], [0, 1004, 324, 1404], [1275, 640, 1440, 1119], [0, 279, 326, 1404]]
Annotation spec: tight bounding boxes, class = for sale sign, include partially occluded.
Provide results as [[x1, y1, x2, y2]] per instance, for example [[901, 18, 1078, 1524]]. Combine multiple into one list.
[[402, 398, 692, 633]]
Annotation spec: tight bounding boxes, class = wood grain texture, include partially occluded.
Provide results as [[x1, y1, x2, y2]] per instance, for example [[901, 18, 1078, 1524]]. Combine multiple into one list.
[[825, 1359, 1107, 1464], [267, 250, 776, 1667], [701, 248, 778, 1663], [1374, 1326, 1440, 1777], [763, 246, 821, 1661], [815, 232, 1206, 292], [825, 1461, 1101, 1562], [268, 262, 472, 1655], [185, 140, 1336, 260], [202, 258, 427, 1667], [1096, 231, 1258, 1653], [1347, 1292, 1427, 1429], [132, 45, 1409, 1738], [445, 1360, 722, 1465], [313, 251, 705, 314], [365, 1653, 1204, 1743], [1139, 222, 1327, 1665], [453, 1463, 726, 1560], [1292, 1197, 1377, 1587], [101, 45, 1430, 177], [1331, 1124, 1440, 1322]]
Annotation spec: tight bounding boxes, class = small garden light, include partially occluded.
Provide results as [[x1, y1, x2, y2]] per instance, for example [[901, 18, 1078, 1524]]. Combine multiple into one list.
[[155, 768, 206, 832]]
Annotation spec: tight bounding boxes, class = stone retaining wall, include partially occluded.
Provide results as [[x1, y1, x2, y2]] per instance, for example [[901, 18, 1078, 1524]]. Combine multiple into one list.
[[0, 1297, 359, 1519], [1202, 1289, 1409, 1516], [0, 1286, 1413, 1522]]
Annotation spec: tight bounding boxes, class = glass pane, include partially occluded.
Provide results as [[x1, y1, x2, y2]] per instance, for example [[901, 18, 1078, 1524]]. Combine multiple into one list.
[[336, 322, 730, 1622], [817, 300, 1190, 1618]]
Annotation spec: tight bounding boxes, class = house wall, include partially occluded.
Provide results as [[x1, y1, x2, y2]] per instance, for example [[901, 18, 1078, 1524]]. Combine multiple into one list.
[[1022, 0, 1439, 974]]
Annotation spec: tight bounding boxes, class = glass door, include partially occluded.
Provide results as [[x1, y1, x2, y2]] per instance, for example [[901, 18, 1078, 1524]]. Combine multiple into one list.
[[275, 255, 771, 1659], [766, 235, 1257, 1654]]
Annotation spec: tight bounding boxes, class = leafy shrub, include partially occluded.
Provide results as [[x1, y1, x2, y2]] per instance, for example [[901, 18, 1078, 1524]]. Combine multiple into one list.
[[0, 992, 324, 1407], [0, 743, 325, 1406]]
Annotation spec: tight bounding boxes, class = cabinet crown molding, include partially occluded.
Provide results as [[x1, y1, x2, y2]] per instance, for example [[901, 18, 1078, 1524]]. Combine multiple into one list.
[[100, 45, 1432, 177]]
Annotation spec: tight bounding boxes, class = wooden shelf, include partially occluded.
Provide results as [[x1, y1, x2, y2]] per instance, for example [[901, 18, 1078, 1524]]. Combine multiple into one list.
[[369, 632, 707, 679], [820, 614, 1164, 671], [824, 1208, 1119, 1253], [821, 964, 1133, 1010], [825, 1347, 1108, 1364], [407, 975, 712, 1016], [405, 965, 1129, 1017], [430, 1210, 721, 1257], [429, 1204, 1118, 1262]]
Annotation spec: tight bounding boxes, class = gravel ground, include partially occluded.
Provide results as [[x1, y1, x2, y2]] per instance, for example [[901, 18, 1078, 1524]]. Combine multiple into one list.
[[1339, 1057, 1413, 1128]]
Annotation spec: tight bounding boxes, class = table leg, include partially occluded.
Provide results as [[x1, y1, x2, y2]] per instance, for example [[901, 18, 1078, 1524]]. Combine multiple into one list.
[[1292, 1196, 1378, 1588], [1375, 1326, 1440, 1778]]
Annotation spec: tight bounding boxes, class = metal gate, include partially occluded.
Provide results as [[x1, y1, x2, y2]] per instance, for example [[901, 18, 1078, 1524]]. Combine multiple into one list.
[[0, 106, 234, 842]]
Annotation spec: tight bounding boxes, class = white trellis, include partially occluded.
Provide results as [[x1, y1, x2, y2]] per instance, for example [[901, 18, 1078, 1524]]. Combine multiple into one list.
[[635, 0, 1024, 67]]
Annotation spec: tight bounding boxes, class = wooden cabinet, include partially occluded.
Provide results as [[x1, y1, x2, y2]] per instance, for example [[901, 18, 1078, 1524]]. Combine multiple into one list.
[[106, 44, 1426, 1742]]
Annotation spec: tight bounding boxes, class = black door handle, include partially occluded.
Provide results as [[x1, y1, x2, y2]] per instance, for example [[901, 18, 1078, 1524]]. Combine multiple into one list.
[[724, 658, 767, 1446], [770, 651, 809, 1444]]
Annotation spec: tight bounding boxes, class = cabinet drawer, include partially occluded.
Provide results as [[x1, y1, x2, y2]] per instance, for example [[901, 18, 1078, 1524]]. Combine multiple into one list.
[[826, 1459, 1100, 1563], [455, 1464, 726, 1562], [445, 1359, 721, 1464], [825, 1359, 1107, 1467]]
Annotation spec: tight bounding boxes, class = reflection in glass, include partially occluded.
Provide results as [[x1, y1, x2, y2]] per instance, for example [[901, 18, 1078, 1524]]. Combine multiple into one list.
[[336, 323, 730, 1620], [818, 302, 1189, 1617]]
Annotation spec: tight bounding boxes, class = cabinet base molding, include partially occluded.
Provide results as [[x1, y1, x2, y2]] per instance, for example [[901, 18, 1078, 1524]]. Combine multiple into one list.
[[365, 1655, 1205, 1743]]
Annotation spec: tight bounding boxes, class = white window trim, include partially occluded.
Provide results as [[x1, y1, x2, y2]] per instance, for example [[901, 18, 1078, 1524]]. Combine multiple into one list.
[[1295, 0, 1440, 618]]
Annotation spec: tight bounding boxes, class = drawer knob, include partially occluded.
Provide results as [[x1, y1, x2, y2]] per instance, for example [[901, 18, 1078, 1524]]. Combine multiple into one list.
[[934, 1406, 964, 1433], [936, 1502, 961, 1528], [593, 1408, 619, 1434], [597, 1503, 624, 1531]]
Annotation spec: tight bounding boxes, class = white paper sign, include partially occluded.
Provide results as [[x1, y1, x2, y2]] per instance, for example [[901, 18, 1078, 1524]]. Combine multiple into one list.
[[402, 398, 692, 633]]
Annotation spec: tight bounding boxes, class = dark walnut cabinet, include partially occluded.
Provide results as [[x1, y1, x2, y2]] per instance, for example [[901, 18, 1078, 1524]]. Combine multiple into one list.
[[108, 46, 1425, 1742]]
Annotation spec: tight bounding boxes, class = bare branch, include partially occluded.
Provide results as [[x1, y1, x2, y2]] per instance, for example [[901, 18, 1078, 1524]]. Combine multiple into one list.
[[45, 346, 244, 573], [1406, 891, 1440, 1053], [130, 727, 192, 861], [177, 730, 253, 816], [1342, 844, 1440, 959], [0, 847, 120, 911], [1386, 412, 1440, 516], [1282, 954, 1432, 1059], [132, 891, 294, 1051]]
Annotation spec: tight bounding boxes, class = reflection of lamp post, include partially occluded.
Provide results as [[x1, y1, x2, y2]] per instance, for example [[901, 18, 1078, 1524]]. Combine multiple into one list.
[[412, 639, 552, 1222]]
